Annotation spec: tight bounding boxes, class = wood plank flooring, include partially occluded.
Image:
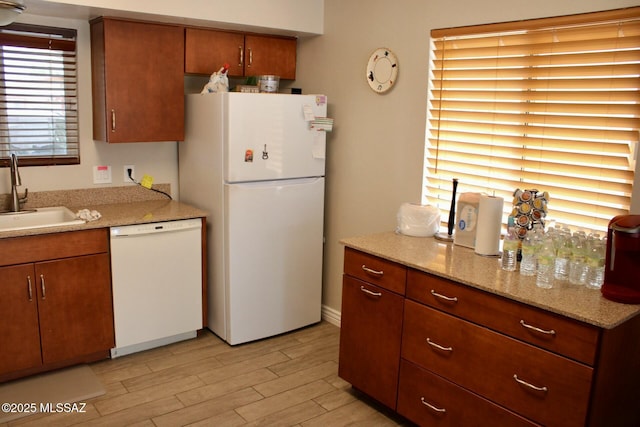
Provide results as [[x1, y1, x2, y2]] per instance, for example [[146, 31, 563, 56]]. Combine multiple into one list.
[[4, 322, 409, 426]]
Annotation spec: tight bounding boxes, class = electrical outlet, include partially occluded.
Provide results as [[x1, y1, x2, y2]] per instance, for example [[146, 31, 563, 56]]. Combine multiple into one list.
[[124, 165, 135, 183]]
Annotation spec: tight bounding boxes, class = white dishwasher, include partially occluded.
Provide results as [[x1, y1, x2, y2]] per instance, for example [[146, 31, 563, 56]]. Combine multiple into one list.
[[109, 218, 203, 358]]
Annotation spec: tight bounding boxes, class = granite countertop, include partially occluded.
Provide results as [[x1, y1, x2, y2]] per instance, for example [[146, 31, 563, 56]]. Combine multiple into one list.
[[340, 231, 640, 329], [0, 186, 208, 239]]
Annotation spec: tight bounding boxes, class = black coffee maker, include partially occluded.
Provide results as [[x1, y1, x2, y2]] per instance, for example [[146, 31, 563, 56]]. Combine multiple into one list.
[[601, 215, 640, 304]]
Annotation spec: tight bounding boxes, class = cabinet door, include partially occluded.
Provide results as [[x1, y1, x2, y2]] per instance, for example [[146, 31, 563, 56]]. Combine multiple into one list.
[[245, 35, 296, 79], [339, 275, 404, 409], [91, 18, 185, 142], [36, 254, 115, 364], [0, 264, 42, 375], [185, 28, 245, 77]]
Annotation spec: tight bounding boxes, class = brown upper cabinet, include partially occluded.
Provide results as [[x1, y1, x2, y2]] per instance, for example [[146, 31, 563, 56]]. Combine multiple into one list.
[[185, 28, 296, 79], [90, 18, 185, 143]]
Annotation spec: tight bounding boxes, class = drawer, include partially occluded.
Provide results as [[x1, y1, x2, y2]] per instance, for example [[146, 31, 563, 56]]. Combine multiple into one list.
[[344, 247, 406, 295], [406, 269, 599, 365], [402, 300, 593, 427], [398, 359, 539, 427], [0, 229, 109, 267]]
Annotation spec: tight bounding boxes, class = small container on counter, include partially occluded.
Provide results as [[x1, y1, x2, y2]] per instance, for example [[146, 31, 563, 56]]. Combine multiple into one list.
[[501, 216, 519, 272], [585, 238, 606, 289], [258, 75, 280, 93], [535, 233, 557, 288]]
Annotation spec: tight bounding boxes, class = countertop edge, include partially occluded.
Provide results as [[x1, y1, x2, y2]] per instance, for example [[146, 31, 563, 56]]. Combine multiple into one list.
[[0, 200, 208, 239], [340, 231, 640, 330]]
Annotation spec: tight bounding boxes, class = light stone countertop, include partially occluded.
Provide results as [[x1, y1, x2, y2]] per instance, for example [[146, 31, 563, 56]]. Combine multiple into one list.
[[0, 186, 208, 239], [340, 231, 640, 329]]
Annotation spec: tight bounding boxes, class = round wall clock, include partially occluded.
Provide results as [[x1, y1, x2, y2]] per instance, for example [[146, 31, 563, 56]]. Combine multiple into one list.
[[366, 48, 398, 93]]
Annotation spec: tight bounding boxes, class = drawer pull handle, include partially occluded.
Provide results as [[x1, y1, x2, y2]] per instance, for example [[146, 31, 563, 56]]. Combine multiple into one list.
[[27, 275, 33, 301], [520, 320, 556, 336], [360, 286, 382, 297], [513, 374, 548, 393], [421, 397, 446, 413], [430, 289, 458, 303], [427, 338, 453, 352], [361, 265, 384, 276], [40, 274, 46, 300]]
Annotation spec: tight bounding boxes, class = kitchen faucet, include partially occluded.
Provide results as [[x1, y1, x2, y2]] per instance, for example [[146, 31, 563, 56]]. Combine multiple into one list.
[[9, 153, 28, 212]]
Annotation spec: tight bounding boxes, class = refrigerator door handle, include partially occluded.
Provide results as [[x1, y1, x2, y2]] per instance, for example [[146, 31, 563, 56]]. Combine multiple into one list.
[[228, 177, 324, 188]]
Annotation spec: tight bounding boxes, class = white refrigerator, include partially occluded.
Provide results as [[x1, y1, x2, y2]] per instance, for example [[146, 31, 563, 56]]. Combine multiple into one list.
[[179, 92, 327, 345]]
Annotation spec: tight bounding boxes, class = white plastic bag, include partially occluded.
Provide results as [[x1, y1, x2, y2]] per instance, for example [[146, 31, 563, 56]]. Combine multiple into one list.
[[396, 203, 441, 237]]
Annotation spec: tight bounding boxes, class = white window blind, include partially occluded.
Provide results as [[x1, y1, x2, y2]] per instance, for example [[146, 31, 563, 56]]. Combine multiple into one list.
[[0, 24, 78, 166], [424, 7, 639, 232]]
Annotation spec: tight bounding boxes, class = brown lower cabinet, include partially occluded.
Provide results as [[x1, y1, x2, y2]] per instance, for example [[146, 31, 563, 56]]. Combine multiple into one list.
[[397, 360, 537, 427], [0, 229, 114, 381], [338, 275, 404, 409], [339, 247, 640, 427]]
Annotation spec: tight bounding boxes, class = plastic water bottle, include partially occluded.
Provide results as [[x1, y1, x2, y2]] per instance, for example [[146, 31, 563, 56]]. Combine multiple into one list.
[[568, 231, 587, 285], [554, 227, 571, 281], [501, 217, 519, 272], [520, 224, 542, 276], [585, 238, 606, 289], [536, 236, 556, 289]]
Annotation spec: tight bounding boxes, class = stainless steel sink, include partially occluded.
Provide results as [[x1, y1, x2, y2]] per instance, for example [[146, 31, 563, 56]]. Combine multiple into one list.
[[0, 206, 85, 232]]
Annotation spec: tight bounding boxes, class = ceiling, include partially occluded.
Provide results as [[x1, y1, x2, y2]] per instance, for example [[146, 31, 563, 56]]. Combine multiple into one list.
[[22, 0, 313, 37]]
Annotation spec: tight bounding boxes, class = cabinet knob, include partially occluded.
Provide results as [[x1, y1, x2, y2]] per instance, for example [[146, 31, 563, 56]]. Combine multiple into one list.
[[239, 46, 244, 67], [111, 109, 116, 132]]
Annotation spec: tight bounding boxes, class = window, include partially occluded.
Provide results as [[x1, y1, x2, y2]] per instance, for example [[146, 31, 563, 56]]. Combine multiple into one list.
[[0, 23, 78, 167], [424, 7, 639, 232]]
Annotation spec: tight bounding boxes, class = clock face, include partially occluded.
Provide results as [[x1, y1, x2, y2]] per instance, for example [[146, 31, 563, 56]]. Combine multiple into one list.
[[366, 48, 398, 93]]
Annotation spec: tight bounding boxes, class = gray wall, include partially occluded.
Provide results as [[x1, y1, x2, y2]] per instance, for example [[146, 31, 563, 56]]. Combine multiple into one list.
[[293, 0, 640, 317]]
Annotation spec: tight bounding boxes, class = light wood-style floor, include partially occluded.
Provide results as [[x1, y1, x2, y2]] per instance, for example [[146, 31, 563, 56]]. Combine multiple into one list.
[[5, 321, 409, 426]]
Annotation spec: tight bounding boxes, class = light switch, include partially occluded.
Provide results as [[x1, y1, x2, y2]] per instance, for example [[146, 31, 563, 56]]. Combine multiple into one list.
[[93, 165, 112, 184]]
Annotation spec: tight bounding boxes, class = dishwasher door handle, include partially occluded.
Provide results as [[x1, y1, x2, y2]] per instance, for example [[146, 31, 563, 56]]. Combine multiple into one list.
[[110, 219, 202, 238]]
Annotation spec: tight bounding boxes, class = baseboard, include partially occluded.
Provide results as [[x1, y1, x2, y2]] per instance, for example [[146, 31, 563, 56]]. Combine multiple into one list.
[[321, 304, 341, 327]]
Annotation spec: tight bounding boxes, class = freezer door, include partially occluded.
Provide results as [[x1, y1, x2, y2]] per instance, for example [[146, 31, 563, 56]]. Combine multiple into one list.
[[224, 177, 324, 344], [224, 93, 327, 183]]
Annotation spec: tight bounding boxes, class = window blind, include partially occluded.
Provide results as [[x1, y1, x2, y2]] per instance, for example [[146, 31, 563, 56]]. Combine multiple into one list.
[[425, 7, 639, 232], [0, 24, 78, 166]]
